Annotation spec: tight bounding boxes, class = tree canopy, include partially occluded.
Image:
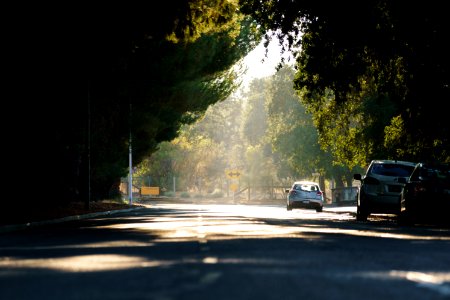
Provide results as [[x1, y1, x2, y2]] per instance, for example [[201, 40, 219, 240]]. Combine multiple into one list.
[[82, 1, 261, 202], [239, 0, 450, 166], [9, 1, 262, 210], [9, 0, 450, 213]]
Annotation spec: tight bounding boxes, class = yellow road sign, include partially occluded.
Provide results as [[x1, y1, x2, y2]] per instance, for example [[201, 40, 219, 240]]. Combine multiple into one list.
[[225, 169, 242, 179], [230, 183, 239, 192], [141, 186, 160, 196]]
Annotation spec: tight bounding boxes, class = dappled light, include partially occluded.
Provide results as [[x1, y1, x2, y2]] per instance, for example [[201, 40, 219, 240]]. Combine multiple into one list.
[[4, 2, 450, 299], [1, 202, 449, 300], [0, 254, 166, 272], [354, 270, 450, 296], [97, 204, 450, 242]]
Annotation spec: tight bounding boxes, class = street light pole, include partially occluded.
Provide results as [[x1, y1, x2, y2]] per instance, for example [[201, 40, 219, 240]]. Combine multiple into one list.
[[128, 103, 133, 205], [86, 84, 91, 210]]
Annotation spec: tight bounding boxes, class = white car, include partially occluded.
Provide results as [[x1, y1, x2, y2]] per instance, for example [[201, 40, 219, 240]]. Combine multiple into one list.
[[285, 181, 324, 212], [353, 159, 416, 221]]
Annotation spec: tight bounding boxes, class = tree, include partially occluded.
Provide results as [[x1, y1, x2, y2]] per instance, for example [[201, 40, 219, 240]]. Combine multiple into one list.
[[239, 0, 450, 165], [265, 65, 361, 190], [241, 78, 269, 146], [7, 1, 264, 213], [266, 66, 321, 177], [135, 93, 247, 195], [83, 2, 262, 201]]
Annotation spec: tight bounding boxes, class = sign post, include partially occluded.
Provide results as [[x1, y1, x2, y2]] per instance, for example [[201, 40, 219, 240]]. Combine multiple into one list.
[[225, 169, 242, 202]]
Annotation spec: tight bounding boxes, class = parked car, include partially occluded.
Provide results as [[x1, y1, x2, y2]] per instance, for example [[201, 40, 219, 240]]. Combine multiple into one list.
[[399, 162, 450, 224], [285, 181, 324, 212], [353, 159, 416, 221]]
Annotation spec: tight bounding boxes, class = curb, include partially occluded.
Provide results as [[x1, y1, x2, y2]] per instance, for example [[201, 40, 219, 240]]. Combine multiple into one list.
[[0, 206, 146, 234]]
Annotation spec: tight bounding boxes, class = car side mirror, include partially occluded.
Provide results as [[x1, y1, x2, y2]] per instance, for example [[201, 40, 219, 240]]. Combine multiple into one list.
[[353, 174, 362, 181]]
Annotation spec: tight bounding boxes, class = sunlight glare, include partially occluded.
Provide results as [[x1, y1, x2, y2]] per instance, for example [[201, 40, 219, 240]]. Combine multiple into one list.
[[0, 254, 167, 272]]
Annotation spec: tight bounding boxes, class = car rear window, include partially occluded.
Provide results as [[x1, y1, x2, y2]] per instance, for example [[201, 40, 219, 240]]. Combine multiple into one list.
[[294, 184, 318, 191], [369, 163, 415, 177]]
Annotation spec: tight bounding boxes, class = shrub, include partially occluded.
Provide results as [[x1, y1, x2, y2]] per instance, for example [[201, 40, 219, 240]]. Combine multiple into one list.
[[180, 192, 191, 198], [164, 191, 176, 197]]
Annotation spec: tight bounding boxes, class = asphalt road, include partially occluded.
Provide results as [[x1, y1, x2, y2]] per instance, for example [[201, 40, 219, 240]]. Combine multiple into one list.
[[1, 201, 449, 300]]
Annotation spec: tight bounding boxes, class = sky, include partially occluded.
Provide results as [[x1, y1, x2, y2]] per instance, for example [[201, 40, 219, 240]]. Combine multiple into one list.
[[241, 36, 295, 84], [243, 41, 281, 78]]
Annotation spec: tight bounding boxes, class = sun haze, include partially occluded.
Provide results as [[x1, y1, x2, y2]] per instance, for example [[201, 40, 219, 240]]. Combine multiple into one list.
[[241, 35, 295, 83]]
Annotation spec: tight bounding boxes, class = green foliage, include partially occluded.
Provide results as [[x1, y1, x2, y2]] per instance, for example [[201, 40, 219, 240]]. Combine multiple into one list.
[[239, 0, 450, 164], [180, 192, 191, 198], [50, 2, 263, 202], [167, 0, 243, 43], [135, 142, 180, 191], [241, 78, 269, 146], [265, 66, 359, 186], [138, 62, 362, 192], [163, 191, 176, 198], [134, 101, 234, 194], [384, 115, 406, 157]]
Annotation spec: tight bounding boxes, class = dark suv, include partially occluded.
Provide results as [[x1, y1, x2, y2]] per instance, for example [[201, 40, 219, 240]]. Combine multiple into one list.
[[353, 160, 416, 221], [399, 162, 450, 224]]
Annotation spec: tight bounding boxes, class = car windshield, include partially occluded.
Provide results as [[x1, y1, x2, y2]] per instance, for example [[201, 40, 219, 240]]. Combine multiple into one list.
[[370, 163, 415, 177], [294, 184, 318, 192]]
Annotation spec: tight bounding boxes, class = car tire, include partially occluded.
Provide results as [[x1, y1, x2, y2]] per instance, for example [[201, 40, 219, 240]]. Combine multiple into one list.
[[399, 199, 416, 225], [316, 206, 323, 212], [356, 205, 368, 221], [398, 211, 414, 226], [396, 195, 403, 216], [287, 204, 292, 211]]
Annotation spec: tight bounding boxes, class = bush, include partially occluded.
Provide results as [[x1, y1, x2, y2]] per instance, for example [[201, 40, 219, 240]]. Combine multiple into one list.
[[163, 191, 176, 197], [180, 192, 191, 198]]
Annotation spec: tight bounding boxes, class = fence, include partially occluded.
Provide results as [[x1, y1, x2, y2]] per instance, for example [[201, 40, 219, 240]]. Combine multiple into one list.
[[233, 185, 290, 201]]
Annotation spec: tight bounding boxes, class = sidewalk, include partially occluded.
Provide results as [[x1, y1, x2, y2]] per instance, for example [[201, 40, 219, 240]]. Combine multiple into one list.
[[0, 206, 147, 234]]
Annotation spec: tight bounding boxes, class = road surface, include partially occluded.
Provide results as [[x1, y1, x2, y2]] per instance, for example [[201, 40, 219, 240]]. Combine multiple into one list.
[[1, 201, 449, 300]]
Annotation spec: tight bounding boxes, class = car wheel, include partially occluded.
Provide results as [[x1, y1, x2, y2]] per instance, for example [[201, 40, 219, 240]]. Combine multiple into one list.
[[287, 204, 292, 211], [316, 206, 323, 212], [396, 195, 403, 216], [399, 199, 416, 225], [356, 205, 368, 221], [398, 211, 414, 226]]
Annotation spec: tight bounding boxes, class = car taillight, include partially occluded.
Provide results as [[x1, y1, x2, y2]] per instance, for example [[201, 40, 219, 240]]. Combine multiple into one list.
[[290, 190, 297, 196], [316, 191, 323, 196]]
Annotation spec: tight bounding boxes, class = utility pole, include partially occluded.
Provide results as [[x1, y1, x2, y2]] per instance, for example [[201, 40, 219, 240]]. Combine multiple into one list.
[[86, 85, 91, 210], [128, 103, 133, 205]]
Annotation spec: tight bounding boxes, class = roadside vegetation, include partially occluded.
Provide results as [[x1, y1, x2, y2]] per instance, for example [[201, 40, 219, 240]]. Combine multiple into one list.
[[133, 66, 363, 197], [8, 1, 448, 215]]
